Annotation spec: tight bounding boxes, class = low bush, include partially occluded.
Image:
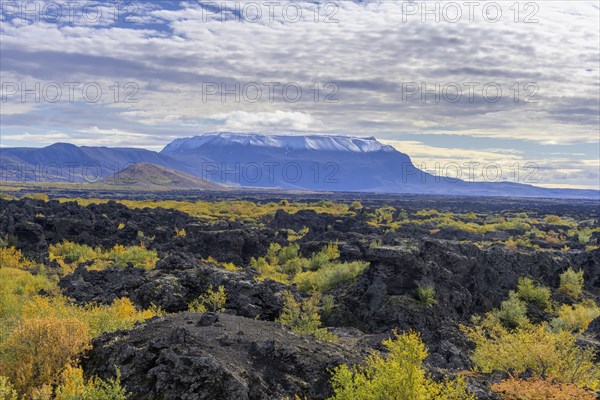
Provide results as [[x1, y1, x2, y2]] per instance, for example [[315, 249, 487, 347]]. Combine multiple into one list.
[[493, 292, 530, 329], [294, 261, 368, 292], [491, 377, 595, 400], [0, 316, 91, 397], [0, 376, 18, 400], [559, 268, 585, 299], [463, 319, 599, 391], [21, 295, 160, 337], [0, 247, 33, 270], [277, 291, 336, 342], [49, 241, 99, 266], [188, 286, 227, 313], [55, 366, 129, 400], [253, 242, 369, 291], [251, 256, 289, 283], [516, 278, 551, 310], [106, 244, 158, 269], [328, 330, 474, 400], [551, 300, 600, 333], [416, 285, 437, 306], [49, 241, 159, 270], [495, 220, 531, 232]]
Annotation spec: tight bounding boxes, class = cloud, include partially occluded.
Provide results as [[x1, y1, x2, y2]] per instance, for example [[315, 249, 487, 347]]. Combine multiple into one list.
[[213, 110, 315, 131], [0, 0, 598, 188]]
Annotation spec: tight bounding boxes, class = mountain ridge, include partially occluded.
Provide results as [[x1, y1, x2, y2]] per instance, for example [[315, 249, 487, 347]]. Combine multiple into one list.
[[162, 132, 396, 153], [1, 133, 598, 199]]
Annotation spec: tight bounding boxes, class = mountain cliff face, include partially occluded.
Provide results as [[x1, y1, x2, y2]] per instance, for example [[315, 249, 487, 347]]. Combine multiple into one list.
[[1, 133, 598, 199], [161, 133, 420, 191]]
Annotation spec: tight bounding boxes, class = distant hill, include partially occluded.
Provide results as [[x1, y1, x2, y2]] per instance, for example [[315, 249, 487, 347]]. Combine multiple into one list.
[[1, 134, 598, 199], [100, 163, 227, 190], [0, 143, 190, 182]]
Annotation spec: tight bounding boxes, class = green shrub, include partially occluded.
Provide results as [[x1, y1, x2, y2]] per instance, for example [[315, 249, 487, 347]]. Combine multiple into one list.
[[308, 243, 340, 270], [350, 201, 363, 210], [282, 258, 303, 276], [253, 242, 365, 291], [321, 295, 336, 316], [278, 243, 300, 264], [0, 376, 18, 400], [251, 256, 289, 283], [277, 291, 337, 341], [416, 285, 437, 306], [494, 220, 531, 232], [189, 286, 227, 313], [368, 239, 382, 249], [328, 330, 474, 400], [49, 241, 158, 270], [106, 244, 158, 269], [516, 278, 551, 310], [559, 268, 584, 299], [294, 261, 369, 292], [366, 206, 400, 229], [493, 292, 529, 329], [49, 241, 99, 265]]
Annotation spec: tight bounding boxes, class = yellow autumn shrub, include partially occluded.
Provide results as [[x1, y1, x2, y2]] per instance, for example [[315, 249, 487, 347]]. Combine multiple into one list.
[[0, 247, 33, 270], [22, 295, 160, 337], [491, 377, 595, 400], [54, 365, 129, 400], [463, 318, 600, 390], [328, 330, 474, 400], [552, 300, 600, 332], [0, 316, 91, 396]]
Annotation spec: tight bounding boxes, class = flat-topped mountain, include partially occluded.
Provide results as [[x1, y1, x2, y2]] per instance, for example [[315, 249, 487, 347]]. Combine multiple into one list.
[[160, 132, 417, 192], [1, 133, 598, 199], [162, 132, 395, 153]]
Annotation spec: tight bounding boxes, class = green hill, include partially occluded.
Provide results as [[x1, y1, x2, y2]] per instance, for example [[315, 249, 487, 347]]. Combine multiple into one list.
[[101, 163, 227, 190]]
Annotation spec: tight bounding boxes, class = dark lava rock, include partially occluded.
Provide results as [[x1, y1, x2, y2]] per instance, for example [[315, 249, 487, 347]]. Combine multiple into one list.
[[60, 254, 292, 319], [324, 238, 600, 370], [0, 199, 274, 264], [83, 312, 365, 400]]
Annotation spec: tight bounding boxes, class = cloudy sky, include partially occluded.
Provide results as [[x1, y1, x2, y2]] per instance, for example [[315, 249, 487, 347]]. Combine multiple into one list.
[[1, 0, 599, 189]]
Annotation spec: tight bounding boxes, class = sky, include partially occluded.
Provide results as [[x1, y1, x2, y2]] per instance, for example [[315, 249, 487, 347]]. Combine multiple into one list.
[[0, 0, 599, 189]]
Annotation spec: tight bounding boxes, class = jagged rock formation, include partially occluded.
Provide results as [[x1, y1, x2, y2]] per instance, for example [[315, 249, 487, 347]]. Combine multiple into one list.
[[83, 312, 367, 400]]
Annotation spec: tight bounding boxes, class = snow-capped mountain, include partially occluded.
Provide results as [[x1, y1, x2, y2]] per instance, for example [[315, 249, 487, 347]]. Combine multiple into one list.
[[1, 133, 598, 199], [160, 133, 417, 191], [162, 133, 395, 153]]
